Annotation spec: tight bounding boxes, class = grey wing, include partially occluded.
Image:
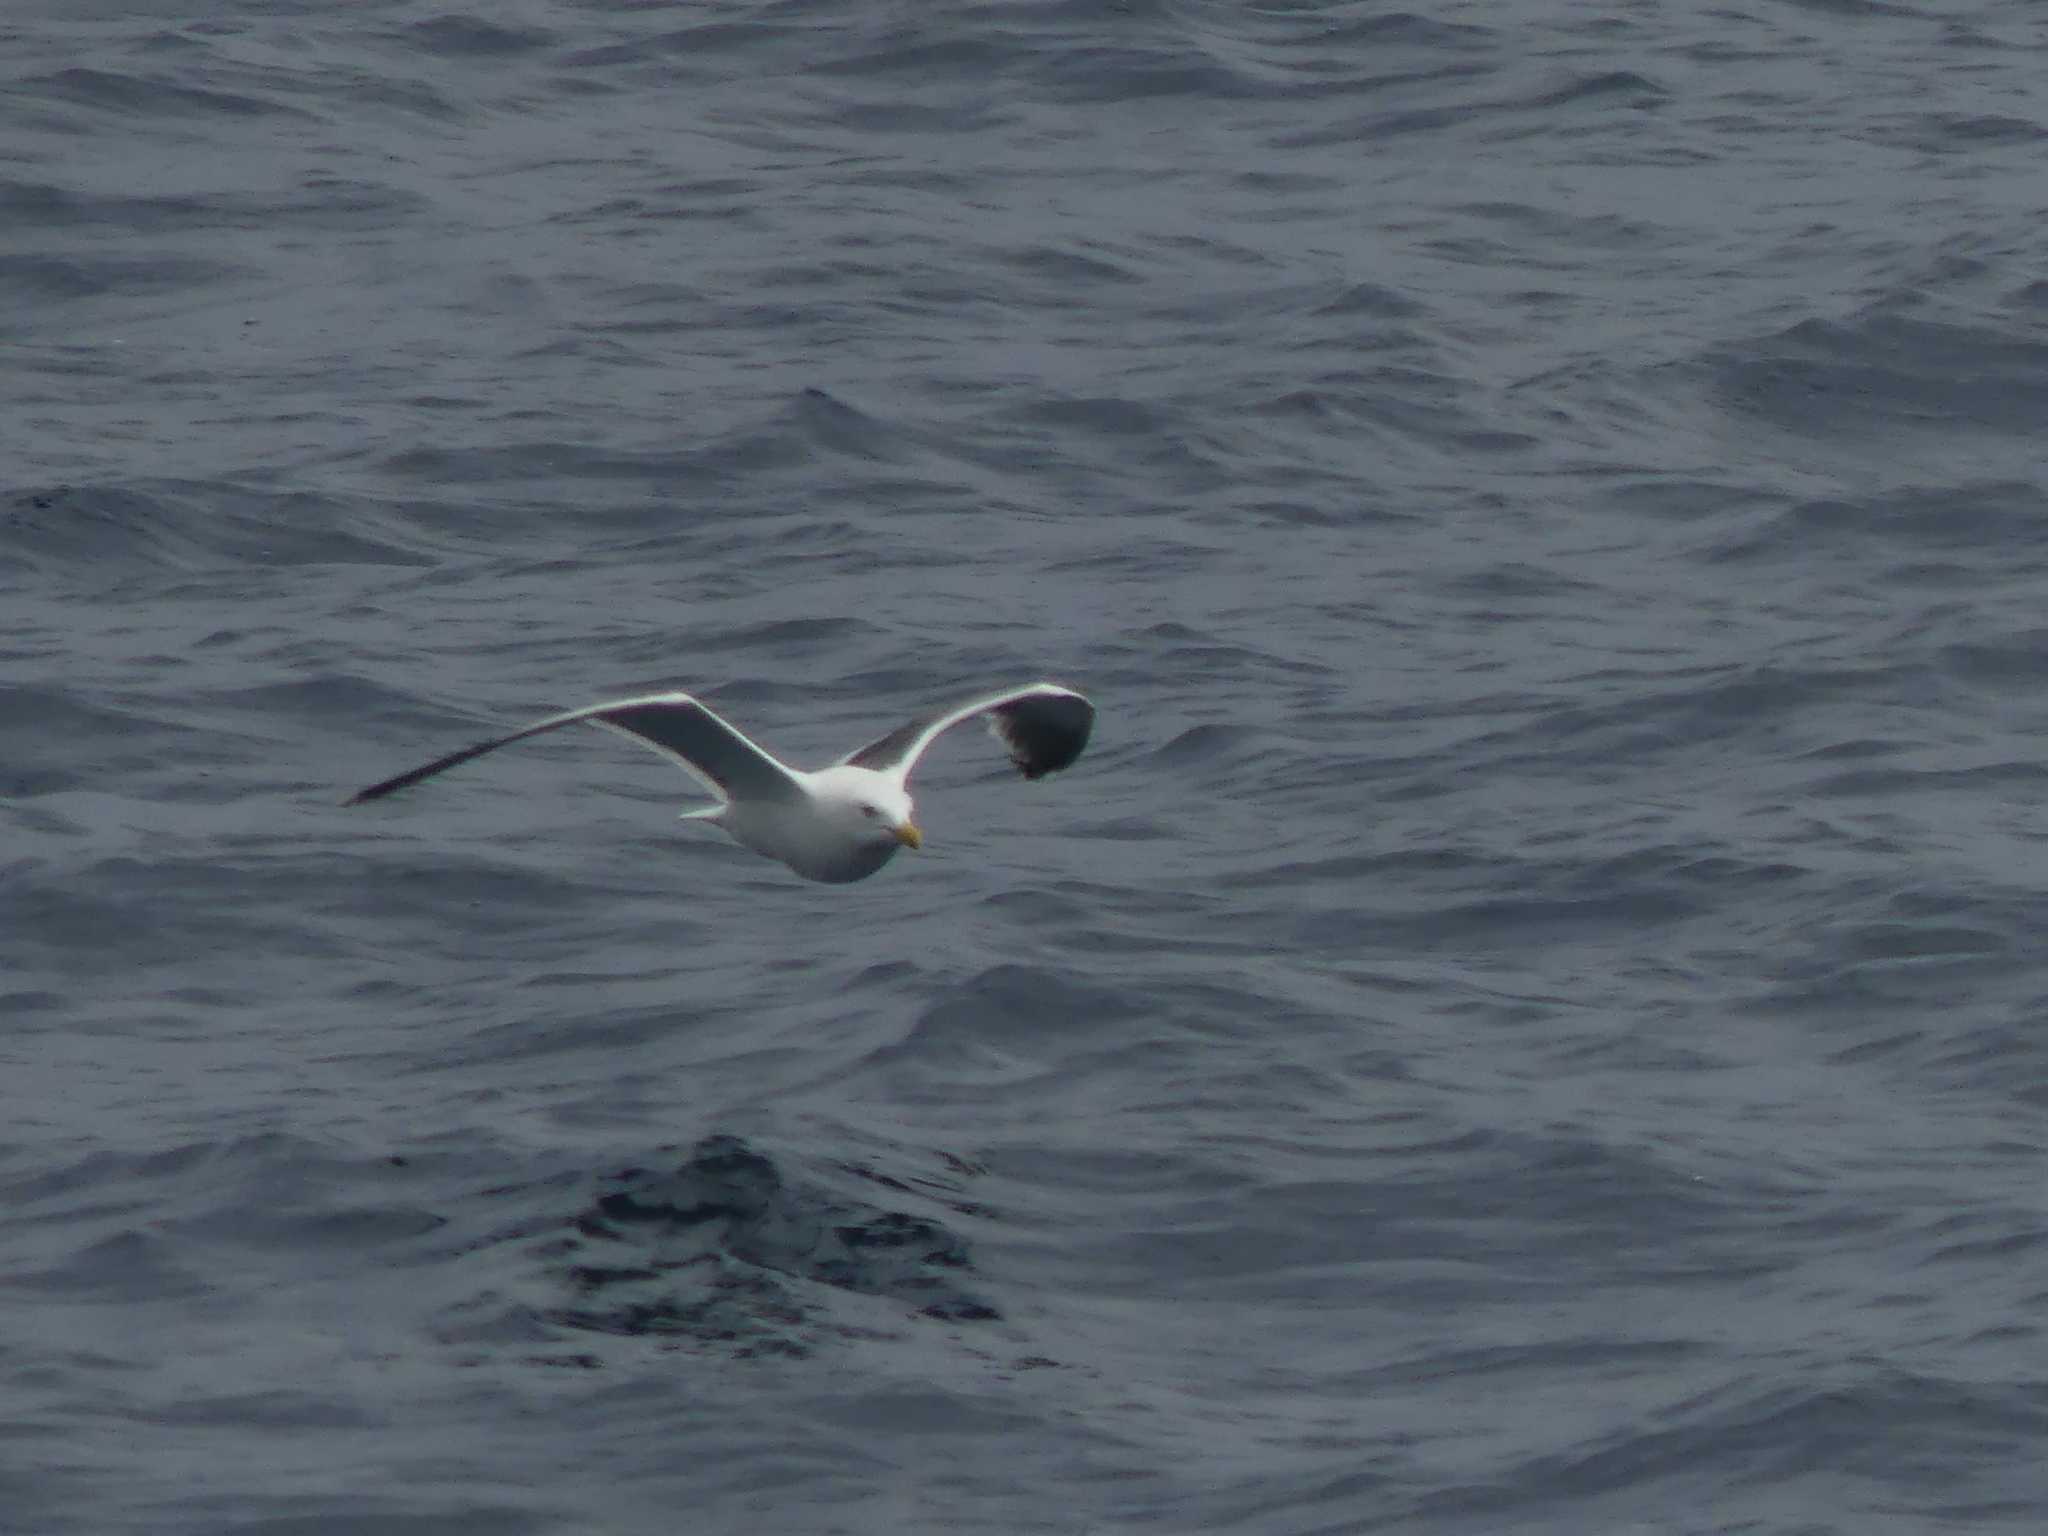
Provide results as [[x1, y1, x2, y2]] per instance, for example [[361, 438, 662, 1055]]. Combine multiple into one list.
[[842, 682, 1094, 784], [347, 692, 809, 806]]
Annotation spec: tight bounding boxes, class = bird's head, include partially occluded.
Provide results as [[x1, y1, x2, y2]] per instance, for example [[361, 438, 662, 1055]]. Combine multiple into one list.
[[813, 766, 921, 852]]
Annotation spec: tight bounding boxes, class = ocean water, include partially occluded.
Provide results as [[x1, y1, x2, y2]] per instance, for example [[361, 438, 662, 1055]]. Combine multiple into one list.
[[6, 1, 2048, 1532]]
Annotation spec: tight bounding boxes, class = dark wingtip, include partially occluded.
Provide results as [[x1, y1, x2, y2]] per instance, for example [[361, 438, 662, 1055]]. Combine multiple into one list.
[[998, 689, 1094, 780], [345, 768, 423, 805], [341, 734, 507, 808], [344, 765, 437, 806], [1014, 741, 1087, 780], [1012, 747, 1074, 781]]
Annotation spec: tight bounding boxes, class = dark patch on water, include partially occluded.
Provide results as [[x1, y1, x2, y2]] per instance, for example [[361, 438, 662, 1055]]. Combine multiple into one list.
[[543, 1136, 997, 1356]]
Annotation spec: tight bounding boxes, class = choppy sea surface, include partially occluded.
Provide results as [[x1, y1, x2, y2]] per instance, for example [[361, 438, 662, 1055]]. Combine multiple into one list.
[[8, 2, 2048, 1532]]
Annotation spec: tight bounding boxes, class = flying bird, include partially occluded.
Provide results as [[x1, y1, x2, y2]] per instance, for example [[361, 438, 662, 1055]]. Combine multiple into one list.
[[347, 682, 1095, 884]]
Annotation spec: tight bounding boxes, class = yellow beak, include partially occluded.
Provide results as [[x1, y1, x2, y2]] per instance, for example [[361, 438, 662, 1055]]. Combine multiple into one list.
[[894, 821, 923, 850]]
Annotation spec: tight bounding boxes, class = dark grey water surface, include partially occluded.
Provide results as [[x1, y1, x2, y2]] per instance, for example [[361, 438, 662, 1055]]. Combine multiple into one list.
[[8, 2, 2048, 1532]]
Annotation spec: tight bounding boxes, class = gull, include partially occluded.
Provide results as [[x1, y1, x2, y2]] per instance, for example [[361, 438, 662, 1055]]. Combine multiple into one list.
[[347, 682, 1095, 883]]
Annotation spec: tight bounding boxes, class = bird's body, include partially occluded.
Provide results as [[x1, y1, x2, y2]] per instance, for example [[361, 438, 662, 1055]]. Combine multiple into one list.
[[708, 763, 917, 884], [348, 681, 1093, 884]]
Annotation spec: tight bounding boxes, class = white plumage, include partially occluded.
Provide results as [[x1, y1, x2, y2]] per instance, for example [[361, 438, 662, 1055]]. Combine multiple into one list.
[[349, 681, 1095, 884]]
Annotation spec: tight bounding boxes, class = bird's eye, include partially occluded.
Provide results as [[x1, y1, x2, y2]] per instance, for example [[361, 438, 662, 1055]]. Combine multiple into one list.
[[859, 804, 879, 818]]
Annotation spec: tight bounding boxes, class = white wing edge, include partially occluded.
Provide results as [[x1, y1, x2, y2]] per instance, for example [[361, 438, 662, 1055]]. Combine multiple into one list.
[[847, 681, 1091, 784], [348, 690, 807, 806]]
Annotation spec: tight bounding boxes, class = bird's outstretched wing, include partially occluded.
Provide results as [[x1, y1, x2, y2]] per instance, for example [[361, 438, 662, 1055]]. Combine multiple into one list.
[[841, 682, 1094, 785], [347, 692, 810, 806]]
